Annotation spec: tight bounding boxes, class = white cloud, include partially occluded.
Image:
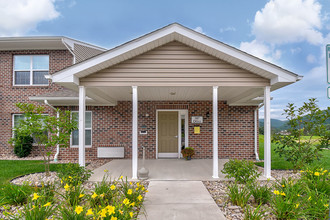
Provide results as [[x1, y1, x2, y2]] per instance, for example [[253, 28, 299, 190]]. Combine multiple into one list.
[[253, 0, 323, 45], [306, 54, 317, 63], [240, 40, 270, 60], [0, 0, 60, 36], [194, 26, 205, 34], [219, 26, 236, 33]]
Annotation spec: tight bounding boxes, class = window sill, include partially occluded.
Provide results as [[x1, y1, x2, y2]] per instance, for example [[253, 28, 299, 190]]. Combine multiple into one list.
[[70, 145, 92, 149]]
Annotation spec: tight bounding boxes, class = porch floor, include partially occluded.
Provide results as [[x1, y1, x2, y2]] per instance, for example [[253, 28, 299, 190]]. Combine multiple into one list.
[[89, 159, 229, 181]]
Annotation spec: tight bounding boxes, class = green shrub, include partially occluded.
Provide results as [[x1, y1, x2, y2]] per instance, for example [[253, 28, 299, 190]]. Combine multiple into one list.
[[13, 135, 33, 158], [244, 204, 266, 220], [247, 182, 272, 205], [222, 159, 260, 184], [57, 163, 93, 186], [0, 183, 34, 205], [226, 182, 251, 208]]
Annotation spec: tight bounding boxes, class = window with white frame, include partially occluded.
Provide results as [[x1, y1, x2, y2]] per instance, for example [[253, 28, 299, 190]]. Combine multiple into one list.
[[12, 114, 48, 143], [13, 55, 49, 85], [71, 111, 92, 147]]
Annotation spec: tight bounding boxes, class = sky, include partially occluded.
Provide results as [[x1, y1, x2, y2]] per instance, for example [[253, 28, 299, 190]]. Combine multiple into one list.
[[0, 0, 329, 120]]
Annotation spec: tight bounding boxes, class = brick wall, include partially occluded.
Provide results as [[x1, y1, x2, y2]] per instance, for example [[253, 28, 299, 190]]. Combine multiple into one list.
[[57, 101, 258, 161], [0, 50, 73, 155]]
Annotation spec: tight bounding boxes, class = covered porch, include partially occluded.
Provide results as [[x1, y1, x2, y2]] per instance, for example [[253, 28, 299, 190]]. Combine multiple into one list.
[[89, 159, 231, 181], [39, 24, 301, 180]]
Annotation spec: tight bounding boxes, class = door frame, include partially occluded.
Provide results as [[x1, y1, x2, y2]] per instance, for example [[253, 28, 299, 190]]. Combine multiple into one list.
[[156, 109, 189, 159]]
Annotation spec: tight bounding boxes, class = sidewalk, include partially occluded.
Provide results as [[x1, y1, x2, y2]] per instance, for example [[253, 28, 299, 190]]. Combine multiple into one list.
[[138, 181, 226, 220]]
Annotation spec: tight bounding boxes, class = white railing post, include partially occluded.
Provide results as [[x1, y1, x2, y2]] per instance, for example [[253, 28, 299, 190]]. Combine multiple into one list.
[[212, 86, 219, 178], [79, 86, 86, 167], [264, 86, 271, 178], [132, 86, 138, 179]]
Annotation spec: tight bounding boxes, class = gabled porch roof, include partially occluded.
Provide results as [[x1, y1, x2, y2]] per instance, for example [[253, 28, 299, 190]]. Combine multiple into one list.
[[41, 23, 301, 107]]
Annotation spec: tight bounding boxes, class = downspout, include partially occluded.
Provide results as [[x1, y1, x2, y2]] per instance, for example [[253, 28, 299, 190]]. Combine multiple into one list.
[[254, 103, 264, 161], [44, 100, 60, 162]]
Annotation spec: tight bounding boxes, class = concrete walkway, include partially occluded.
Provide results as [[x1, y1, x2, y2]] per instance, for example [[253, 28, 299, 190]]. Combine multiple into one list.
[[138, 181, 226, 220]]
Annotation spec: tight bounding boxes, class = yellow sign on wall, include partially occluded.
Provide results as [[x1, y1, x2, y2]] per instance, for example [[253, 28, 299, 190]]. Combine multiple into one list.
[[194, 126, 200, 134]]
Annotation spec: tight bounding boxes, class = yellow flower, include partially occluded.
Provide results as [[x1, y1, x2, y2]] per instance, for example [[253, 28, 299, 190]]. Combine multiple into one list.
[[323, 170, 328, 173], [64, 184, 70, 191], [308, 196, 311, 201], [314, 172, 320, 176], [141, 186, 145, 191], [130, 212, 134, 217], [100, 193, 104, 198], [295, 203, 299, 209], [130, 202, 135, 207], [273, 190, 280, 195], [280, 192, 286, 196], [104, 169, 108, 172], [75, 205, 83, 215], [297, 194, 300, 197], [145, 190, 149, 192], [135, 187, 139, 191], [43, 202, 51, 207], [79, 194, 84, 198], [110, 185, 116, 190], [138, 195, 143, 201], [123, 198, 130, 205], [119, 210, 123, 214], [111, 217, 117, 220], [106, 205, 115, 215], [100, 208, 107, 217], [324, 204, 329, 208], [300, 170, 304, 173], [86, 208, 94, 216], [119, 176, 123, 180], [91, 192, 98, 199], [282, 184, 285, 187], [127, 189, 132, 195], [137, 182, 140, 187], [129, 182, 133, 185], [69, 176, 72, 179], [32, 193, 40, 201], [60, 179, 63, 184]]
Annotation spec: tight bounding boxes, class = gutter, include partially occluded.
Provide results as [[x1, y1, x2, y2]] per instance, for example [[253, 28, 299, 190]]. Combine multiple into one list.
[[254, 103, 264, 161], [44, 100, 60, 162]]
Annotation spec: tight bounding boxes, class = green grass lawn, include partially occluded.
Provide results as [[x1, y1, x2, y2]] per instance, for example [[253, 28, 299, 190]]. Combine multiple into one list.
[[256, 135, 330, 170], [0, 160, 62, 185]]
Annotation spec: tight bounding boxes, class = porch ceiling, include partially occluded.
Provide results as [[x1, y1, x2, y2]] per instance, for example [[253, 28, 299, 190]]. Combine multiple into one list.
[[30, 86, 264, 106]]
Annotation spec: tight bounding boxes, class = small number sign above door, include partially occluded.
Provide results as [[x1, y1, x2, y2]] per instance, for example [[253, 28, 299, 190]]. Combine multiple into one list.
[[191, 116, 203, 123]]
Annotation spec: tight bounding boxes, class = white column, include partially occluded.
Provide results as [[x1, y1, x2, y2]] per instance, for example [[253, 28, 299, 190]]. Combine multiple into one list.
[[264, 86, 271, 178], [212, 86, 219, 178], [132, 86, 138, 179], [79, 86, 86, 167]]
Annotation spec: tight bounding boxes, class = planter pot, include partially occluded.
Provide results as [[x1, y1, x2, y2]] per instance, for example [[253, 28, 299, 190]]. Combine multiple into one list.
[[186, 156, 191, 160]]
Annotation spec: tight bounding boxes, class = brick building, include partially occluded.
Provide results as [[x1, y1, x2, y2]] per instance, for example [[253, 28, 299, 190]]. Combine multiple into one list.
[[0, 24, 301, 179]]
